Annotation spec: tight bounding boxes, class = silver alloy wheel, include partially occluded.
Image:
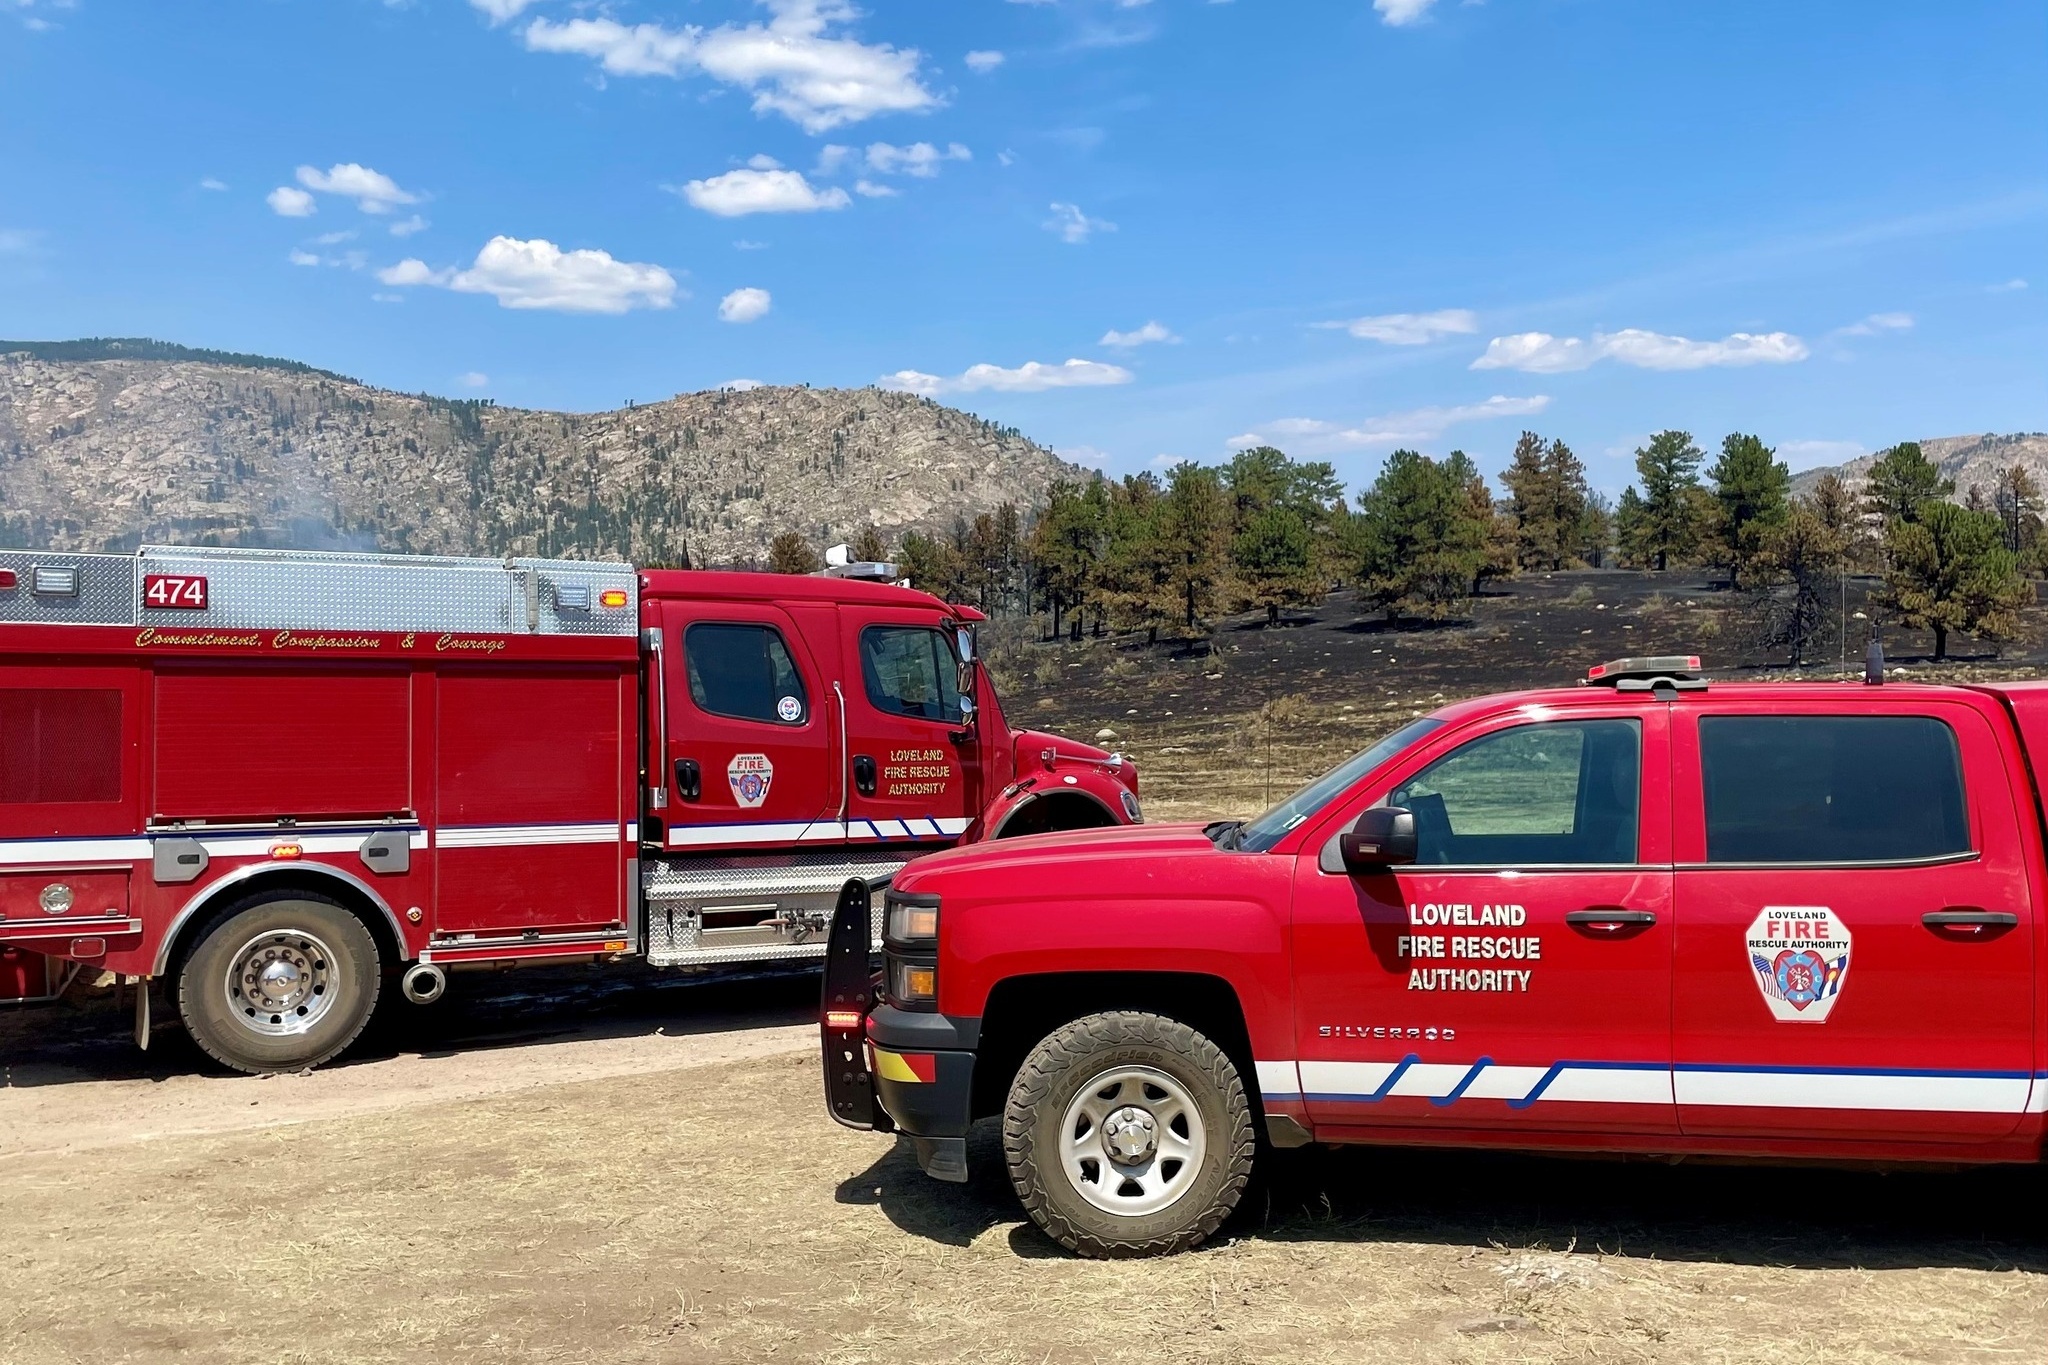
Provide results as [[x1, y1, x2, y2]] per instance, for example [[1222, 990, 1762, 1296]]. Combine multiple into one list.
[[1059, 1064, 1208, 1218], [223, 929, 338, 1037]]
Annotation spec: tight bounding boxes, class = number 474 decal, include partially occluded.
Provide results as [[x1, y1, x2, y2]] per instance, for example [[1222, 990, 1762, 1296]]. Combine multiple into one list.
[[143, 574, 209, 610], [1747, 906, 1852, 1023]]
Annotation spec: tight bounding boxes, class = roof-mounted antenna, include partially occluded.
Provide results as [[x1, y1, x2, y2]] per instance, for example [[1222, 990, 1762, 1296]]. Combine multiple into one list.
[[1864, 635, 1886, 686]]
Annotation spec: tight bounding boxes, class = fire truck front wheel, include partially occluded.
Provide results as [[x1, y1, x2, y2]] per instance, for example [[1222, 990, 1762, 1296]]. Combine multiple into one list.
[[1003, 1010, 1255, 1258], [176, 892, 383, 1074]]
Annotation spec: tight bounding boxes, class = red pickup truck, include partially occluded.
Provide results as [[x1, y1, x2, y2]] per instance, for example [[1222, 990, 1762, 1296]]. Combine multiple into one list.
[[822, 657, 2048, 1257]]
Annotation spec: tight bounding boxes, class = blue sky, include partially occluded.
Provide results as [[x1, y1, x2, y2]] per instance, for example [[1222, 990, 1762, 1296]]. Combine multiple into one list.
[[3, 0, 2043, 497]]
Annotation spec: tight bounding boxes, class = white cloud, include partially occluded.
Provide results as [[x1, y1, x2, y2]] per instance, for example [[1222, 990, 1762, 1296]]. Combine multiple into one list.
[[1227, 395, 1552, 456], [734, 239, 770, 250], [722, 378, 767, 391], [521, 0, 940, 134], [371, 293, 405, 304], [679, 167, 852, 216], [1990, 277, 2028, 293], [719, 286, 773, 323], [469, 0, 536, 25], [376, 236, 679, 314], [268, 186, 317, 217], [1316, 308, 1477, 345], [1100, 320, 1178, 348], [389, 214, 429, 237], [863, 140, 971, 177], [1374, 0, 1436, 25], [458, 371, 490, 388], [288, 249, 322, 267], [311, 230, 357, 245], [853, 179, 899, 198], [879, 358, 1135, 396], [1058, 444, 1111, 469], [200, 177, 228, 192], [1471, 328, 1809, 373], [295, 163, 421, 215], [1045, 201, 1114, 244], [965, 49, 1005, 73], [0, 229, 39, 254], [1831, 311, 1913, 338]]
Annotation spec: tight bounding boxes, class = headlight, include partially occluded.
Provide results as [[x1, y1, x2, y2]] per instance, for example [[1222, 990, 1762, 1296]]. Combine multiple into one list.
[[886, 956, 938, 1006], [885, 894, 939, 945]]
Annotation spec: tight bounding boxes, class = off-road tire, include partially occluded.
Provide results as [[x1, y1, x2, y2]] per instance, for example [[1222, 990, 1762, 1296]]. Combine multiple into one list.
[[1004, 1010, 1256, 1258], [176, 892, 381, 1075]]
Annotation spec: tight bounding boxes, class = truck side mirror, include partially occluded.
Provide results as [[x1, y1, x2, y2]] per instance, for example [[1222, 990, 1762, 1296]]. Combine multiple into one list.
[[1338, 806, 1417, 871]]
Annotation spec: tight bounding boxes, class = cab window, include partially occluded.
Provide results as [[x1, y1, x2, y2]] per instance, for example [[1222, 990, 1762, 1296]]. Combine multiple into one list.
[[1389, 719, 1641, 866], [683, 623, 808, 725], [1700, 714, 1968, 863], [860, 626, 962, 723]]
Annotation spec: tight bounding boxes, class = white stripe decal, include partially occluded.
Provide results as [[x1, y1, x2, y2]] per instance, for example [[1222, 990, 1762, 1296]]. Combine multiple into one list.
[[935, 817, 972, 835], [672, 818, 963, 847], [1293, 1058, 2029, 1115], [1254, 1060, 1302, 1098], [1674, 1069, 2031, 1115], [0, 837, 153, 865], [669, 822, 816, 848], [438, 823, 620, 849]]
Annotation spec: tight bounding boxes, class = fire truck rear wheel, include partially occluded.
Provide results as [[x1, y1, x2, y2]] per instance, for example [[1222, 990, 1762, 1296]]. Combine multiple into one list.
[[177, 892, 382, 1075], [1003, 1010, 1255, 1258]]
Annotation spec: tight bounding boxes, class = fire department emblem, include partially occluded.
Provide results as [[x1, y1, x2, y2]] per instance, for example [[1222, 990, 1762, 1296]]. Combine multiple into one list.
[[728, 753, 774, 808], [777, 694, 802, 722], [1745, 906, 1851, 1023]]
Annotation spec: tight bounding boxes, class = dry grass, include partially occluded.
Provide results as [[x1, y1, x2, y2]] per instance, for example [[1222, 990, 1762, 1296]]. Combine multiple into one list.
[[4, 1050, 2040, 1365]]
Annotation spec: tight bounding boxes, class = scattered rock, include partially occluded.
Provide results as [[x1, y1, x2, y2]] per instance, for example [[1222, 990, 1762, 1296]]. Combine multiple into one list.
[[1451, 1315, 1538, 1335], [1095, 728, 1119, 741]]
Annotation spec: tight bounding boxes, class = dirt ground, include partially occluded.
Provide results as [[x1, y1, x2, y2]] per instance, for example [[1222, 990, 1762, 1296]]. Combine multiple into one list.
[[5, 567, 2048, 1363]]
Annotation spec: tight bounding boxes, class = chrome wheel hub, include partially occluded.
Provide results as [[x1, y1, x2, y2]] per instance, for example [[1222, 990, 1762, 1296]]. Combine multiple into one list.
[[224, 930, 337, 1037], [1060, 1065, 1206, 1218]]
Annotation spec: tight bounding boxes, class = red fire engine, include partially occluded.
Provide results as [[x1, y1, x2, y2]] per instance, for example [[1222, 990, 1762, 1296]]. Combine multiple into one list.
[[823, 656, 2048, 1257], [0, 545, 1140, 1072]]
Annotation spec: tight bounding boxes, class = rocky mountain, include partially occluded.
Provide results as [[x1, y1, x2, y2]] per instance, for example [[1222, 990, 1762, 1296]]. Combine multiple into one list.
[[1791, 432, 2048, 501], [0, 339, 1078, 564]]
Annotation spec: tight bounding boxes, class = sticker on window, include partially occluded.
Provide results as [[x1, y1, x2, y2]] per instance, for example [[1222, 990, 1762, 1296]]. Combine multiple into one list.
[[1746, 906, 1851, 1023], [729, 753, 775, 809], [777, 695, 802, 722]]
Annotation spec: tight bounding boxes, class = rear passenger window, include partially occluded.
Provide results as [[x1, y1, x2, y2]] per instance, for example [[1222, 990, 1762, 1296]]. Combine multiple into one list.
[[1700, 715, 1969, 864], [1389, 719, 1641, 866], [683, 624, 808, 725], [1, 688, 122, 804]]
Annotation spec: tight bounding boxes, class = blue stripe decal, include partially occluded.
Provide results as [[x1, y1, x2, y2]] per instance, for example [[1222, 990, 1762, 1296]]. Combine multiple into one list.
[[1429, 1057, 1494, 1108]]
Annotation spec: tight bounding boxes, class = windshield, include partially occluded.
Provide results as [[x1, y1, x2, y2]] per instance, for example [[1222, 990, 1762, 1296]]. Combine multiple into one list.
[[1233, 717, 1444, 852]]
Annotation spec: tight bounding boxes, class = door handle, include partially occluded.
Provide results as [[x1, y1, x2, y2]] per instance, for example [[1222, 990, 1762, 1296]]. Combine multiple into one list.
[[674, 759, 701, 802], [1922, 908, 2019, 933], [853, 755, 878, 797], [1565, 907, 1657, 932]]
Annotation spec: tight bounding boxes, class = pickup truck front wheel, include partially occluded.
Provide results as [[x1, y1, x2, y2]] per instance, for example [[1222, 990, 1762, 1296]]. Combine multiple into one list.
[[1003, 1010, 1255, 1257]]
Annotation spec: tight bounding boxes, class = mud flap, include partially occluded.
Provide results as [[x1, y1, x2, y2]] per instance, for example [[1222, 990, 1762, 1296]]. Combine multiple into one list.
[[820, 876, 893, 1132]]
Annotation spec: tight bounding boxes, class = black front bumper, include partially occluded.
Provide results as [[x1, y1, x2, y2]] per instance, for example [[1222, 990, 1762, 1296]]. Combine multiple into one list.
[[818, 876, 978, 1181]]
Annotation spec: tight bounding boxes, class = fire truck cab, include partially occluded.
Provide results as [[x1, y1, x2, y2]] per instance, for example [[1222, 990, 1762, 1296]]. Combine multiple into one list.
[[0, 545, 1139, 1072]]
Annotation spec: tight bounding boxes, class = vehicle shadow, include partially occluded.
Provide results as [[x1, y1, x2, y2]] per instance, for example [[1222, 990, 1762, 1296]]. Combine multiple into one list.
[[0, 961, 819, 1087], [841, 1124, 2048, 1270]]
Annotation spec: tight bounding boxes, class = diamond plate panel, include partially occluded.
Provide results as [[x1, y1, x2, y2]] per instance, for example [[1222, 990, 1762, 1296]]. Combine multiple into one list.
[[0, 552, 137, 626], [133, 546, 638, 636], [642, 851, 902, 967]]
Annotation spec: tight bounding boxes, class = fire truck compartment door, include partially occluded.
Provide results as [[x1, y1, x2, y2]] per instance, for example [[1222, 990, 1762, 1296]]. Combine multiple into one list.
[[432, 666, 632, 935]]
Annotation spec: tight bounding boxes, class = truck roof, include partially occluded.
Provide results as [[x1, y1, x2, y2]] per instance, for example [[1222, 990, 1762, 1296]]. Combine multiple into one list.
[[1428, 677, 2032, 728], [638, 568, 954, 612]]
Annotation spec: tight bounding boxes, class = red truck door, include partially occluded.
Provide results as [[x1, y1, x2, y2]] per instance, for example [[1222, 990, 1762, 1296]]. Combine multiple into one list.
[[1291, 706, 1676, 1135], [1671, 699, 2036, 1143], [836, 609, 976, 844], [657, 600, 839, 848]]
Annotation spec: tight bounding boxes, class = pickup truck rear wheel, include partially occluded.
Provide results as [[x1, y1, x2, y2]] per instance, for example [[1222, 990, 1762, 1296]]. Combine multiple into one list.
[[176, 892, 381, 1075], [1003, 1010, 1255, 1258]]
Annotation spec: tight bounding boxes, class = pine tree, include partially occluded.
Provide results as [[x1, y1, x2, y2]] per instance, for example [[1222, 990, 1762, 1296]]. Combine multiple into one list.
[[1753, 498, 1849, 665], [1706, 432, 1791, 587], [1624, 430, 1707, 570], [850, 525, 890, 563], [1878, 501, 2034, 660], [1031, 476, 1107, 639], [1350, 450, 1489, 619], [767, 531, 821, 575], [1223, 446, 1342, 623], [1500, 432, 1593, 570], [1863, 442, 1953, 525], [1154, 462, 1233, 633]]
